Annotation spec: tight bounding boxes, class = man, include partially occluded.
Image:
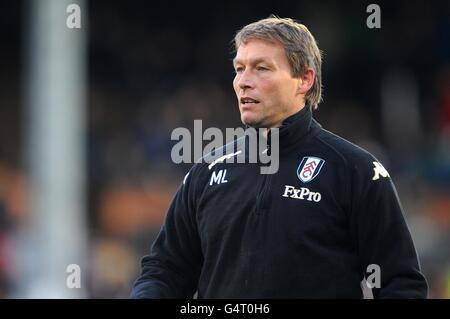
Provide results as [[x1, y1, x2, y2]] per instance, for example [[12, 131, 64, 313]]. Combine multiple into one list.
[[131, 16, 428, 298]]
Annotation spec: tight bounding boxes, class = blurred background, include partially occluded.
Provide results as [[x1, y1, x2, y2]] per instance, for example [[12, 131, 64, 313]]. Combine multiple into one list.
[[0, 0, 449, 298]]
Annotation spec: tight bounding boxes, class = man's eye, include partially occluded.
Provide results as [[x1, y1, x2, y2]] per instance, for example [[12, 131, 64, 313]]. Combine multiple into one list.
[[235, 67, 244, 73], [256, 66, 268, 71]]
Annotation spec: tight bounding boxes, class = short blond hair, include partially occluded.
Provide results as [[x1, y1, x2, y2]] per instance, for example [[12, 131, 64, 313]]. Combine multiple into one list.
[[234, 16, 323, 109]]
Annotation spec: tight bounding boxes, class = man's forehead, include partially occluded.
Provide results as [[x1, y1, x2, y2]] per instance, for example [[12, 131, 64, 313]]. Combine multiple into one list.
[[233, 38, 284, 65]]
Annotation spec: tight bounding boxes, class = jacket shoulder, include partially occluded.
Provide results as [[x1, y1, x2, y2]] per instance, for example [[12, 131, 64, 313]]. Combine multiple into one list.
[[313, 128, 380, 171]]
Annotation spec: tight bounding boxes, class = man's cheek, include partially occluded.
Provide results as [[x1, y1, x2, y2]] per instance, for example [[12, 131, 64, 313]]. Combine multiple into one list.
[[232, 79, 240, 94]]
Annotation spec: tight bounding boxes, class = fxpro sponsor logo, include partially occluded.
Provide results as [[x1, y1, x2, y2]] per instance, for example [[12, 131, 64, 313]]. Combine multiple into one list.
[[282, 185, 322, 202]]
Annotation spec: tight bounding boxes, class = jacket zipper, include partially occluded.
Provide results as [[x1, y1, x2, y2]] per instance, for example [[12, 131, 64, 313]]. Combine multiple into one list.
[[254, 141, 273, 215]]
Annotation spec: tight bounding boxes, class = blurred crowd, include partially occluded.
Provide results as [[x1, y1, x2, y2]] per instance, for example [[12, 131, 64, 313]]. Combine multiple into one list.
[[0, 1, 449, 298]]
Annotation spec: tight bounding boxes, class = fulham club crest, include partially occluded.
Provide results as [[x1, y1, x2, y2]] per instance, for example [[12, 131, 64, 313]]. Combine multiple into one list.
[[297, 156, 325, 183]]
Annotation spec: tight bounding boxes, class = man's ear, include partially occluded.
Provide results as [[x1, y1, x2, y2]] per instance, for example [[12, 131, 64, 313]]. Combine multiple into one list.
[[296, 68, 315, 95]]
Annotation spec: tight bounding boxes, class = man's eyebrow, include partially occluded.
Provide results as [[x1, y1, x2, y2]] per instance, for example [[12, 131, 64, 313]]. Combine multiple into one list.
[[232, 57, 242, 66], [233, 57, 272, 66]]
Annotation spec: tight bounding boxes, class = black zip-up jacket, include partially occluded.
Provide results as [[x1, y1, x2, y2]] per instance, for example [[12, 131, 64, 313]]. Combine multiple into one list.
[[131, 107, 428, 298]]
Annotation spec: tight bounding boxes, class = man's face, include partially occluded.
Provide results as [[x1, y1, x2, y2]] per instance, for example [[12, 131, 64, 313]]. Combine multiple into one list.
[[233, 38, 303, 128]]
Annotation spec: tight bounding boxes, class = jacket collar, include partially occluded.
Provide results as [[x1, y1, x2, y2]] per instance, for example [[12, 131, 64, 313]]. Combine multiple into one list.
[[269, 105, 321, 151], [242, 105, 321, 156], [277, 105, 313, 146]]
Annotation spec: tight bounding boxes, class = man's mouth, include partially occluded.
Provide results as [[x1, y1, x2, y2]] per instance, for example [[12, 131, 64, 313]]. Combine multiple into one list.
[[240, 97, 260, 104]]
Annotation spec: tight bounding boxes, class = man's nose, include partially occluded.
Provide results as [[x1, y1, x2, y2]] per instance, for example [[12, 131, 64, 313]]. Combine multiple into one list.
[[237, 70, 254, 91]]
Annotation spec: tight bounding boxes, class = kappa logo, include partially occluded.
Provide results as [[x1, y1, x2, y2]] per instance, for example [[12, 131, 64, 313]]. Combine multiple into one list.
[[372, 161, 390, 180], [297, 156, 325, 183]]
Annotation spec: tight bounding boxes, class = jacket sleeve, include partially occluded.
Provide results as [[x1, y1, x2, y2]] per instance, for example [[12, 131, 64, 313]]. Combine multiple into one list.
[[130, 167, 203, 298], [348, 156, 428, 298]]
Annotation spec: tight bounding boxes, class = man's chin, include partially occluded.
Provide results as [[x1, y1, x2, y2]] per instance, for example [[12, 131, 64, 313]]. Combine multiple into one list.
[[241, 116, 262, 128]]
